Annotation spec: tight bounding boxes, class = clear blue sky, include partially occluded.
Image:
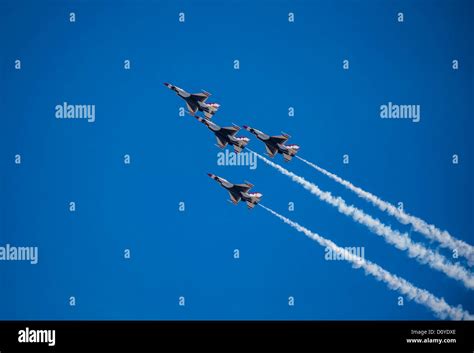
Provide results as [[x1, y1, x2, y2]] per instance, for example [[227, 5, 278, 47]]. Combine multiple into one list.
[[1, 0, 472, 319]]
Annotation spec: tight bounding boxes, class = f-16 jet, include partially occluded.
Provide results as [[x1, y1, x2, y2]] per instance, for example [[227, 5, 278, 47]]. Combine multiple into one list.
[[242, 125, 300, 162], [208, 173, 262, 209], [164, 82, 220, 119], [194, 116, 249, 153]]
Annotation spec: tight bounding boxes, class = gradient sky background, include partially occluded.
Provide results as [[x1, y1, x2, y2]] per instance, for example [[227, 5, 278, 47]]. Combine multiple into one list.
[[1, 0, 472, 320]]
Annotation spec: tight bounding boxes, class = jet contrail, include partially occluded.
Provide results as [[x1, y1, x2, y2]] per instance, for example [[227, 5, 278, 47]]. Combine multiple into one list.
[[247, 149, 474, 289], [259, 204, 473, 320], [296, 155, 474, 265]]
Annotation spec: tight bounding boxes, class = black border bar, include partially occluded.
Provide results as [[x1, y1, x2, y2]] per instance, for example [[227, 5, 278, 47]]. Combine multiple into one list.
[[0, 321, 472, 352]]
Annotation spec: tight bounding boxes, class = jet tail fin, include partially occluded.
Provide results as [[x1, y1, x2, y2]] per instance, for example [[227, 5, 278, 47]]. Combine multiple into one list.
[[246, 201, 257, 209], [234, 145, 243, 153], [283, 153, 294, 162]]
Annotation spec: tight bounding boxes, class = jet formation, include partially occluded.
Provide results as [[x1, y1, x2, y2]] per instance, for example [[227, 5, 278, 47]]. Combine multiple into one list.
[[164, 83, 302, 208]]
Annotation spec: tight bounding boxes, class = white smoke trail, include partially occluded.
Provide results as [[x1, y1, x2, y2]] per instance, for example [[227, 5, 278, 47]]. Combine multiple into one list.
[[247, 150, 474, 289], [296, 155, 474, 265], [259, 204, 473, 320]]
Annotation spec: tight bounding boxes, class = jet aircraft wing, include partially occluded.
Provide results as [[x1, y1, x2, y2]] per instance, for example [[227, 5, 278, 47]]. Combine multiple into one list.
[[233, 183, 253, 193], [228, 192, 241, 204], [191, 92, 210, 102], [186, 102, 198, 115], [215, 135, 228, 148], [265, 144, 278, 158], [270, 135, 289, 144], [220, 126, 239, 136]]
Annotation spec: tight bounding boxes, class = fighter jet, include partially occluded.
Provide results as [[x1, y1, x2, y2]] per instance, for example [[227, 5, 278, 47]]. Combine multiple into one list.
[[164, 82, 220, 119], [208, 173, 262, 209], [194, 116, 249, 153], [242, 125, 300, 162]]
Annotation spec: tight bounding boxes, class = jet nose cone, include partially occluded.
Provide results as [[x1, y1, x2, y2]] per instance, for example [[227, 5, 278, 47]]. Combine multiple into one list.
[[243, 125, 249, 129], [164, 82, 171, 88], [207, 173, 214, 178]]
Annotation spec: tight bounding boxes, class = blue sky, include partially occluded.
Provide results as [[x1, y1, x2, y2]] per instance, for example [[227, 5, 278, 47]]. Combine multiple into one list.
[[0, 0, 472, 319]]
